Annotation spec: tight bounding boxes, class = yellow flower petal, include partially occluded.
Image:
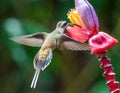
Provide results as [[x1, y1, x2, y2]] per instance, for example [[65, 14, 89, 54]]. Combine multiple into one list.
[[67, 9, 86, 29]]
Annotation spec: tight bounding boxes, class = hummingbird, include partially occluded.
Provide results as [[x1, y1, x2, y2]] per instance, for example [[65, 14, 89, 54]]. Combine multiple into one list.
[[10, 21, 91, 88]]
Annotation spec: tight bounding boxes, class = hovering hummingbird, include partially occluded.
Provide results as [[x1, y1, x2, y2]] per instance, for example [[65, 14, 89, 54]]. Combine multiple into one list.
[[10, 21, 91, 88]]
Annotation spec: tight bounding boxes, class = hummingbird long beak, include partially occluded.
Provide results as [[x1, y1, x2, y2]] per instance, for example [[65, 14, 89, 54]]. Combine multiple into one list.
[[67, 23, 82, 28]]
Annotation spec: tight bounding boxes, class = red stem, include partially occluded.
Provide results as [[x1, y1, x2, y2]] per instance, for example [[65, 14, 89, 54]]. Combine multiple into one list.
[[97, 51, 120, 93]]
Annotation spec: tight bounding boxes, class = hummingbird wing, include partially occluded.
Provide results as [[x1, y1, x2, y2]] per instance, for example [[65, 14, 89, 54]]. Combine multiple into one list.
[[58, 35, 91, 51], [10, 32, 48, 47]]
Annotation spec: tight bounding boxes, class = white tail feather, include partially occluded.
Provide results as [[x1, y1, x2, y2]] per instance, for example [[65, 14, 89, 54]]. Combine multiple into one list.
[[31, 70, 40, 88]]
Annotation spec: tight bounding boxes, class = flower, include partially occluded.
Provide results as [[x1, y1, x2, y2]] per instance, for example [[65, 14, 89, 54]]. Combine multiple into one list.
[[67, 9, 93, 42], [66, 0, 119, 93], [66, 0, 99, 42], [66, 0, 118, 54]]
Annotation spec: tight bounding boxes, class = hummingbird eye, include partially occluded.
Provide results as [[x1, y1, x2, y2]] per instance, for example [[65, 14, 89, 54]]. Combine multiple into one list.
[[61, 21, 68, 28]]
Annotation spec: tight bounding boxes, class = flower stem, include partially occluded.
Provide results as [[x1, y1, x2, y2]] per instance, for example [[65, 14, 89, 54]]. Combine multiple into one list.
[[97, 51, 120, 93]]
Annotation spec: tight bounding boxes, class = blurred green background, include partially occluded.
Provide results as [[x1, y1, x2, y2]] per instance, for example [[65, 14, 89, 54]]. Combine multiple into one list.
[[0, 0, 120, 93]]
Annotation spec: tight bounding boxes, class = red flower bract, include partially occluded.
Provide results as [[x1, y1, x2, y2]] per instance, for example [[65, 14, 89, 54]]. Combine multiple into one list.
[[66, 25, 93, 42], [88, 32, 118, 54]]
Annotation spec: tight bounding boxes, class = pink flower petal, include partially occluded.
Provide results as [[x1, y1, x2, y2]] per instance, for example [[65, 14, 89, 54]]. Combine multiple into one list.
[[89, 32, 118, 54], [66, 25, 93, 42], [75, 0, 99, 34]]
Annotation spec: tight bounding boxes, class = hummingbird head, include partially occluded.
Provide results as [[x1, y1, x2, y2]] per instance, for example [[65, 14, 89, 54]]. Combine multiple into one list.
[[55, 21, 73, 34], [56, 21, 68, 29]]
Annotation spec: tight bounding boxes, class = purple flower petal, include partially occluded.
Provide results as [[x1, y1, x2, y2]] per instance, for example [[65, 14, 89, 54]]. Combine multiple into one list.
[[75, 0, 99, 34]]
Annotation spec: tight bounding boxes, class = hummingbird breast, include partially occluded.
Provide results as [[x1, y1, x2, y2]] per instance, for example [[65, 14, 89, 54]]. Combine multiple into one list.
[[38, 34, 56, 61], [39, 48, 51, 61]]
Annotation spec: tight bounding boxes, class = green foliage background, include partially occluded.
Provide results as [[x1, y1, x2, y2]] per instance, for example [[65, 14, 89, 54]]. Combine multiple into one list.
[[0, 0, 120, 93]]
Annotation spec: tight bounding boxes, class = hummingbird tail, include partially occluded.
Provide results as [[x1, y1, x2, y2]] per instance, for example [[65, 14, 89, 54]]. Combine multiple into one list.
[[30, 70, 40, 88], [34, 48, 53, 71]]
